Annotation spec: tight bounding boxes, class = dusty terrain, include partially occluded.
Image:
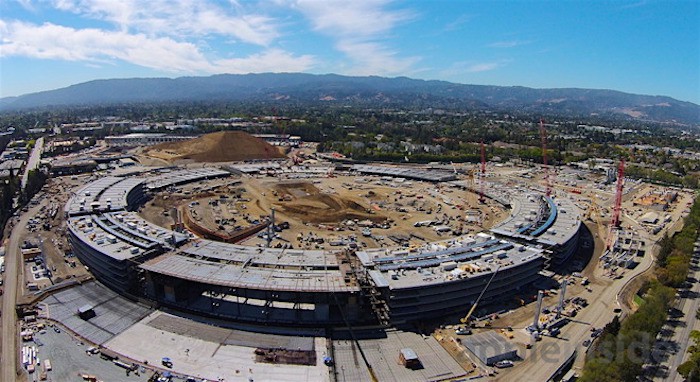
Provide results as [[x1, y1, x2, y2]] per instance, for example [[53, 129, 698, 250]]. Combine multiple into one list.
[[271, 182, 386, 224], [139, 173, 506, 250]]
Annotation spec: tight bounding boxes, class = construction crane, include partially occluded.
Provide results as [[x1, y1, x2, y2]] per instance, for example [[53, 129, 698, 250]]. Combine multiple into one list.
[[539, 119, 552, 197], [610, 159, 625, 228], [461, 265, 501, 325], [606, 159, 625, 249], [466, 168, 478, 207], [479, 140, 486, 203]]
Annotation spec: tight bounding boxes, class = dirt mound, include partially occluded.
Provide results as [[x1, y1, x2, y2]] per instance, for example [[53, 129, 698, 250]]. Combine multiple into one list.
[[147, 131, 285, 162], [273, 182, 384, 223]]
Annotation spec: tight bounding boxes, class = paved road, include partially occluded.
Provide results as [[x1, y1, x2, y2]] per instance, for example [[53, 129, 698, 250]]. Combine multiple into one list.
[[1, 201, 47, 382], [21, 136, 43, 189]]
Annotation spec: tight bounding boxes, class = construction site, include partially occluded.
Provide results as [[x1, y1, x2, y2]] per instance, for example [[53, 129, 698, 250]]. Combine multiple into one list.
[[4, 130, 696, 382]]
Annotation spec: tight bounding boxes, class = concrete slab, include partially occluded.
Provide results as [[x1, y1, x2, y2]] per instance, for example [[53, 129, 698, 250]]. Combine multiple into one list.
[[43, 281, 152, 345], [106, 311, 330, 382], [147, 313, 315, 351]]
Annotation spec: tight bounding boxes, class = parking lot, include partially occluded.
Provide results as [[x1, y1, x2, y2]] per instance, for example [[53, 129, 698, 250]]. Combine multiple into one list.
[[26, 324, 152, 382]]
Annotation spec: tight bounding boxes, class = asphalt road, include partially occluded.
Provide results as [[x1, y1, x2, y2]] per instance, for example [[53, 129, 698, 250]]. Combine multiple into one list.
[[1, 200, 47, 382], [653, 246, 700, 381], [21, 136, 43, 189]]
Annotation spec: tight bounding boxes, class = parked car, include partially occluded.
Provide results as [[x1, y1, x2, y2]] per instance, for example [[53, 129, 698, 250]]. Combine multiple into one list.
[[495, 360, 514, 368]]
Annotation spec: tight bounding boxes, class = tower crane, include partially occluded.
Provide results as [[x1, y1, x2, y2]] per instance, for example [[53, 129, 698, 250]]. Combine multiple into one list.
[[606, 159, 625, 250], [479, 140, 486, 203], [539, 119, 552, 197]]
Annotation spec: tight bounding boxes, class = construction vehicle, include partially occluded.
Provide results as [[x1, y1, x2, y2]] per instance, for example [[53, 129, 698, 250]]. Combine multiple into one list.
[[460, 265, 501, 326]]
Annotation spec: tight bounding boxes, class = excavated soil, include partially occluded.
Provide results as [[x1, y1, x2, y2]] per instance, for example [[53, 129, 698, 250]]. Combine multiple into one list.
[[146, 131, 285, 162], [272, 182, 385, 223]]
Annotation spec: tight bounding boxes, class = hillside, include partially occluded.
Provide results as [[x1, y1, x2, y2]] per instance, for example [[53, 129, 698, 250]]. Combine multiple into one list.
[[146, 131, 285, 163], [1, 73, 698, 125]]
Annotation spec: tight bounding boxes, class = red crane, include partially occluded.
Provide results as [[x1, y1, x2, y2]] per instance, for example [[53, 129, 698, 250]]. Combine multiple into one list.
[[611, 159, 625, 228], [606, 159, 625, 250], [539, 118, 551, 197], [479, 140, 486, 203]]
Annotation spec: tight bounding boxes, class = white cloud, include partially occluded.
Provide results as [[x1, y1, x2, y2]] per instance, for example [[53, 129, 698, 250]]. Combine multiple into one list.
[[16, 0, 36, 11], [49, 0, 280, 46], [439, 59, 510, 77], [443, 14, 474, 32], [335, 40, 418, 77], [488, 40, 533, 48], [294, 0, 413, 37], [0, 20, 315, 74], [292, 0, 419, 76], [0, 20, 211, 71], [466, 62, 503, 72], [212, 48, 315, 73]]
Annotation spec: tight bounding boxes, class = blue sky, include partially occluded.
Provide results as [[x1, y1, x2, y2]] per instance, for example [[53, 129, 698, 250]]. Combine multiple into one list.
[[1, 0, 698, 103]]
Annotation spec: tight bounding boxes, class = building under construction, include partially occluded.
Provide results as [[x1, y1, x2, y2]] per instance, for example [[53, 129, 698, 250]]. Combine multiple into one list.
[[65, 165, 582, 327]]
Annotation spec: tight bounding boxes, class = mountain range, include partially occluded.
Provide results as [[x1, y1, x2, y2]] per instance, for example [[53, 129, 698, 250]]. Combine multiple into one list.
[[1, 73, 698, 125]]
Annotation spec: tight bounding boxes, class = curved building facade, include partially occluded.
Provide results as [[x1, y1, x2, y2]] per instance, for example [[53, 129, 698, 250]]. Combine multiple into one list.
[[65, 166, 581, 327]]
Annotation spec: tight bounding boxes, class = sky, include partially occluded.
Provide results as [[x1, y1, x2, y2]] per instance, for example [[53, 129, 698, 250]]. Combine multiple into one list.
[[0, 0, 698, 104]]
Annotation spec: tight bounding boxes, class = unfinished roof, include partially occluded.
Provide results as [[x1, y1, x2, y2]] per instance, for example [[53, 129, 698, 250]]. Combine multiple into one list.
[[67, 215, 154, 261], [139, 253, 358, 293], [491, 192, 581, 247], [357, 233, 544, 289], [351, 164, 456, 182], [180, 239, 341, 269], [145, 167, 231, 191], [64, 176, 144, 216]]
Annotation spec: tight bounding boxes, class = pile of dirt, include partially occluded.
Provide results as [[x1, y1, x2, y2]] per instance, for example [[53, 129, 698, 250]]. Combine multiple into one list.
[[273, 182, 384, 223], [147, 131, 285, 162]]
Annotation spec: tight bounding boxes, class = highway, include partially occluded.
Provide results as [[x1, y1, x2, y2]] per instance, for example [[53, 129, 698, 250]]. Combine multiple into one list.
[[1, 201, 46, 382], [651, 243, 700, 381]]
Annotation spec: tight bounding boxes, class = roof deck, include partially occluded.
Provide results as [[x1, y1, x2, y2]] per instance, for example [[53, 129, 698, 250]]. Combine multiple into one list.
[[140, 253, 358, 293], [358, 233, 544, 289], [491, 191, 581, 247], [145, 168, 231, 191], [351, 164, 456, 182], [64, 176, 144, 216], [180, 239, 341, 269], [68, 215, 151, 261]]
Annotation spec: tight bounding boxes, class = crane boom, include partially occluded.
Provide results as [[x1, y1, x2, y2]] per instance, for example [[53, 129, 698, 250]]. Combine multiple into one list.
[[461, 265, 501, 324], [479, 140, 486, 203], [539, 118, 552, 197]]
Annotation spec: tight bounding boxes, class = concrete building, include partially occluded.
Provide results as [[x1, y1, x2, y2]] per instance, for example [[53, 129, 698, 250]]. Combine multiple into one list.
[[464, 331, 518, 365], [49, 159, 98, 176], [104, 133, 193, 147]]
